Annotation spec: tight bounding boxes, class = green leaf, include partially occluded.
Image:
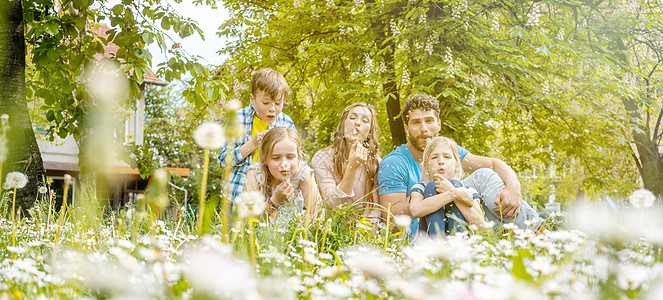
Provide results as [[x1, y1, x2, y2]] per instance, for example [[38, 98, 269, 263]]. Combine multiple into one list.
[[112, 4, 123, 15], [44, 22, 60, 36], [161, 16, 171, 30], [511, 249, 533, 281], [536, 45, 550, 56], [181, 24, 194, 38]]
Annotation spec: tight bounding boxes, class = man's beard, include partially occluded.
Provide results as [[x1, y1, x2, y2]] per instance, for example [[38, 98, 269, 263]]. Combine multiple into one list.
[[410, 134, 433, 152]]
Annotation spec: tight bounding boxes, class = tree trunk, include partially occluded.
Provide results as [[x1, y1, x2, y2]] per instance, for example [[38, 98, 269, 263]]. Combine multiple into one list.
[[623, 98, 663, 198], [371, 1, 406, 148], [611, 36, 663, 199], [0, 0, 46, 212]]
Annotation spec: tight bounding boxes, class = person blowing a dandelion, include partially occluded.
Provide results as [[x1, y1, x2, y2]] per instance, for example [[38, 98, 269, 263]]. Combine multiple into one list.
[[410, 136, 488, 236], [312, 102, 382, 229], [219, 68, 296, 202], [377, 94, 543, 235], [243, 127, 321, 223]]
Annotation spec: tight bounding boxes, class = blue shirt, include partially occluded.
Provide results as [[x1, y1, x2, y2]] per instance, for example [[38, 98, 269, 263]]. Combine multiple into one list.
[[377, 143, 468, 235], [377, 144, 468, 197], [218, 104, 296, 201]]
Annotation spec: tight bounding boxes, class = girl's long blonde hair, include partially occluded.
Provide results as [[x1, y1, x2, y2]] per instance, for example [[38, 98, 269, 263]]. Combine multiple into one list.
[[422, 136, 464, 182], [259, 127, 302, 199], [329, 102, 380, 194]]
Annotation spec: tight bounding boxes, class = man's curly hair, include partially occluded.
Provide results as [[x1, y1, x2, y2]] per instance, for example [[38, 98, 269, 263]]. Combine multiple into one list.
[[401, 94, 440, 123]]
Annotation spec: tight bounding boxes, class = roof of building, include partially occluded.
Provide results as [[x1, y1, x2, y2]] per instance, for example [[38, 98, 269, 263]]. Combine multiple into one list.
[[89, 23, 167, 86]]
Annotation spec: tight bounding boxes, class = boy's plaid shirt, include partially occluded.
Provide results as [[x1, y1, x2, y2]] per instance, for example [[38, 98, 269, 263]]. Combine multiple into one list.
[[219, 104, 296, 201]]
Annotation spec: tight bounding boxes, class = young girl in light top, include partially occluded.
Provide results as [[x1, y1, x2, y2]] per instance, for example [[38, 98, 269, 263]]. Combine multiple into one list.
[[409, 137, 486, 236], [244, 127, 321, 222]]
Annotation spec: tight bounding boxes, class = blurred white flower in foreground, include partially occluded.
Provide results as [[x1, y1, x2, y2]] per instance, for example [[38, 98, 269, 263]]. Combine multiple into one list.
[[182, 243, 256, 298], [235, 191, 267, 218], [225, 99, 242, 112], [55, 251, 150, 298], [344, 246, 396, 279], [4, 172, 28, 189], [573, 203, 663, 245], [193, 121, 225, 149], [629, 188, 657, 209], [395, 215, 412, 228]]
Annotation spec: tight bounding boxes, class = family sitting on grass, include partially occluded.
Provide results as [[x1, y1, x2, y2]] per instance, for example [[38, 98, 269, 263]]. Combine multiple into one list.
[[220, 68, 544, 238]]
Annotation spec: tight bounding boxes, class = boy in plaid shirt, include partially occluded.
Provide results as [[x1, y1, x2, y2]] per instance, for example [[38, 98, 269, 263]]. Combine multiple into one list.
[[219, 68, 296, 201]]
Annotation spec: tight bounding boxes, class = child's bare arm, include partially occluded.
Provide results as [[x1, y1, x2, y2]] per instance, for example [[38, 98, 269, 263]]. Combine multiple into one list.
[[239, 130, 268, 160], [409, 191, 456, 218], [300, 168, 323, 218], [454, 198, 485, 226], [243, 169, 259, 192]]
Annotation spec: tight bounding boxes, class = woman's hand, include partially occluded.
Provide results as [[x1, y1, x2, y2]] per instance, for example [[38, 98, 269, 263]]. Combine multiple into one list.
[[347, 141, 368, 169], [273, 180, 294, 205]]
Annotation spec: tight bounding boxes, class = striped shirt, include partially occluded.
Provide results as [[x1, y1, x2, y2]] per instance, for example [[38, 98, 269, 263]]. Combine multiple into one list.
[[219, 104, 296, 201]]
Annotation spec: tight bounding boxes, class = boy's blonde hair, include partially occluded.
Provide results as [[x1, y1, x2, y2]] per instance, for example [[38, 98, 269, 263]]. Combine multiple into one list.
[[251, 68, 289, 102], [421, 136, 464, 182], [259, 127, 302, 199]]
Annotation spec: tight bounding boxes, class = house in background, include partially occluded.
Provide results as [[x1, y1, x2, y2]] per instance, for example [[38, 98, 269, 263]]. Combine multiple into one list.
[[37, 23, 189, 210]]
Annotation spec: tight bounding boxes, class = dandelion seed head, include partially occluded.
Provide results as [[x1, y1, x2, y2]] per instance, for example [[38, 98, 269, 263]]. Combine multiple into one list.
[[4, 172, 28, 189], [236, 191, 267, 217], [395, 215, 412, 228], [629, 188, 656, 209], [193, 122, 225, 149], [225, 100, 242, 112]]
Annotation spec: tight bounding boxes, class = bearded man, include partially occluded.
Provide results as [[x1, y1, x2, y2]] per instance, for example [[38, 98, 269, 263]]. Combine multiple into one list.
[[377, 94, 542, 234]]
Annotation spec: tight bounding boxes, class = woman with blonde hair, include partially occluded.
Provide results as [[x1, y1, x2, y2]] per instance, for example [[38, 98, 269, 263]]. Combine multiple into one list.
[[312, 102, 381, 225]]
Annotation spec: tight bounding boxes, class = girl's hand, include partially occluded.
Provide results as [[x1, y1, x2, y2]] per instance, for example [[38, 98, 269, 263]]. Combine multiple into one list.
[[454, 187, 474, 207], [433, 174, 473, 207], [348, 141, 368, 169], [433, 173, 455, 194], [273, 180, 294, 205]]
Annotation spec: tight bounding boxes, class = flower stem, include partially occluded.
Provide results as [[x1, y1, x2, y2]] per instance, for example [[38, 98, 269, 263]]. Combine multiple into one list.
[[55, 179, 70, 252], [248, 219, 257, 273], [383, 203, 391, 251], [11, 187, 17, 247], [197, 148, 210, 238]]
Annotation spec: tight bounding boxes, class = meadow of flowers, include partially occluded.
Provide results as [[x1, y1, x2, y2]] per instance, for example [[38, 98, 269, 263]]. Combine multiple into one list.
[[2, 73, 663, 298], [1, 164, 663, 299]]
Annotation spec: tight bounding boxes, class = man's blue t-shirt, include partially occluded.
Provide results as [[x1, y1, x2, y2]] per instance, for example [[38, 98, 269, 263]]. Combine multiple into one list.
[[377, 143, 469, 236], [377, 144, 469, 197]]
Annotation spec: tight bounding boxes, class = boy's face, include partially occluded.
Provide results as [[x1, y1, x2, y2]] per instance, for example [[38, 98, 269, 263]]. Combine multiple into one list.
[[404, 108, 441, 152], [250, 89, 283, 123]]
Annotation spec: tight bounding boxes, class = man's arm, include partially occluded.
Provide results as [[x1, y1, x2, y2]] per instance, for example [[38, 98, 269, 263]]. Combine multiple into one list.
[[379, 192, 411, 220], [461, 153, 522, 218]]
